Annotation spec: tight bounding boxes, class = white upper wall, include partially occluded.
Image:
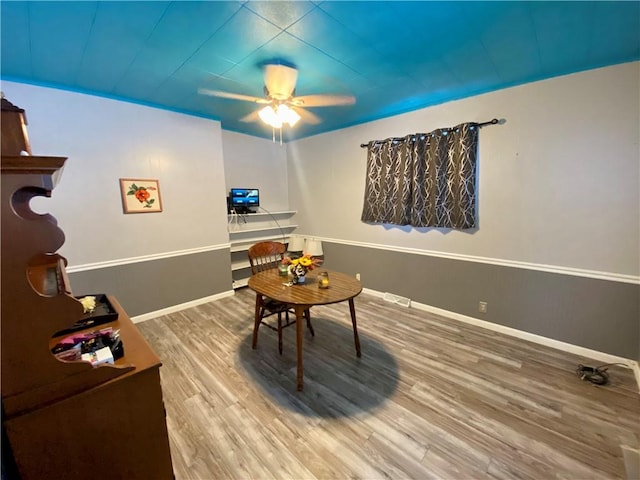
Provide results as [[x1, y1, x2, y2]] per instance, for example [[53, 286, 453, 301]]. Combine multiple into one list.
[[222, 130, 289, 212], [287, 62, 640, 277], [4, 62, 637, 277], [1, 81, 229, 267]]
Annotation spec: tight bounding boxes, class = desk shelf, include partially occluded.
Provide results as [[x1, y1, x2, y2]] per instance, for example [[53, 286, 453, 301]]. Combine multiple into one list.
[[227, 210, 296, 289], [229, 224, 298, 236], [231, 259, 251, 271], [232, 277, 250, 289], [227, 210, 296, 218]]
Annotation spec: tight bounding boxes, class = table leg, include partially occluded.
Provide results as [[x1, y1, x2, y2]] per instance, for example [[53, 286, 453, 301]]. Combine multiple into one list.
[[294, 305, 307, 391], [348, 298, 361, 357], [251, 295, 262, 349]]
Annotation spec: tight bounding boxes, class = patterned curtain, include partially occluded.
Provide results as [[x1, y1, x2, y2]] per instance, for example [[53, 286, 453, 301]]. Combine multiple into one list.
[[361, 122, 478, 229]]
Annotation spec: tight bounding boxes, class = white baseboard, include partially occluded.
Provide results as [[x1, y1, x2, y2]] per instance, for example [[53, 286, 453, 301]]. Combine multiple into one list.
[[131, 290, 235, 323], [362, 287, 640, 391], [131, 287, 639, 392]]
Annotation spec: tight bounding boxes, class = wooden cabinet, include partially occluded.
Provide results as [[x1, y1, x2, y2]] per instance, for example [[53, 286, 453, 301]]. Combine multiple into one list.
[[1, 155, 174, 479], [1, 96, 31, 156]]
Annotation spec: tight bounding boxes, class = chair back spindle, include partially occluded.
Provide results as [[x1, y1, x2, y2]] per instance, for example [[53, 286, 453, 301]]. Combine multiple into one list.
[[248, 241, 286, 275]]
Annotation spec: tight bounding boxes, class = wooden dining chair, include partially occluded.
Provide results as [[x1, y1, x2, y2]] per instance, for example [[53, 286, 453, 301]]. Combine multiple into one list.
[[248, 241, 314, 354]]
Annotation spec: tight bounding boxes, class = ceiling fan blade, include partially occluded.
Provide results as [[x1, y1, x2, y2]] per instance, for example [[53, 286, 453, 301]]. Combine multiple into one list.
[[292, 106, 321, 125], [264, 64, 298, 100], [239, 109, 262, 123], [291, 94, 356, 107], [198, 88, 268, 104]]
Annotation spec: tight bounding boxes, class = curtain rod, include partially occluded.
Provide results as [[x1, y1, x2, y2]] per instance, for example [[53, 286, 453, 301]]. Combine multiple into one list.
[[359, 118, 500, 148]]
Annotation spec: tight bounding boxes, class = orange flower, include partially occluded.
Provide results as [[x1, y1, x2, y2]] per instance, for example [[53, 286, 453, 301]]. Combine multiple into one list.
[[282, 253, 323, 271], [134, 188, 150, 203]]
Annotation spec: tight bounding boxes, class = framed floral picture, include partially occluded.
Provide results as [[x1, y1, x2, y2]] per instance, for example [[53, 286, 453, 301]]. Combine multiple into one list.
[[119, 178, 163, 213]]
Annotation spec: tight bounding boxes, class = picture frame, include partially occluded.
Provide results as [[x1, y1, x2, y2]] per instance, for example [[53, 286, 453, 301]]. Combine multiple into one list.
[[119, 178, 163, 214]]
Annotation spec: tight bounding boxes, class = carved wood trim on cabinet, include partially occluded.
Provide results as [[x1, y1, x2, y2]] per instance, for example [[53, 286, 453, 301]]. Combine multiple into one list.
[[1, 155, 174, 478]]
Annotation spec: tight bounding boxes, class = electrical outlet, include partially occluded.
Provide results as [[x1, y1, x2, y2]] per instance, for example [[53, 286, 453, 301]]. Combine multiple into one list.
[[356, 273, 361, 281], [478, 301, 488, 313]]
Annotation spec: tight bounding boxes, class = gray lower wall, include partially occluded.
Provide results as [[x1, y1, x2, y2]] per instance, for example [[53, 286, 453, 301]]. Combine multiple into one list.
[[67, 242, 639, 360], [322, 242, 639, 360], [69, 249, 232, 317]]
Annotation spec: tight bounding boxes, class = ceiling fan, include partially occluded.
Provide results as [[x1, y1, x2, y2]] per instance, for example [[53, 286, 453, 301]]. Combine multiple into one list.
[[198, 64, 355, 129]]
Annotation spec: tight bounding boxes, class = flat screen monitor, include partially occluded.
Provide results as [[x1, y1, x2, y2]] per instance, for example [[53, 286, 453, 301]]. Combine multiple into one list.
[[230, 188, 259, 212]]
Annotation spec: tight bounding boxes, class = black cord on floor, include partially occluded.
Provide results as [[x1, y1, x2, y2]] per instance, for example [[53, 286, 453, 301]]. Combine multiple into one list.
[[576, 363, 627, 386]]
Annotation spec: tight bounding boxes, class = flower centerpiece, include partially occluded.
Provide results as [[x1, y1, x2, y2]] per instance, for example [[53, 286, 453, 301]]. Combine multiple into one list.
[[282, 253, 323, 284]]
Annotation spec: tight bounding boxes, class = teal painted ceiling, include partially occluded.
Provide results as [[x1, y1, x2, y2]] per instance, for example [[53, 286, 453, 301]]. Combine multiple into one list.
[[1, 1, 638, 141]]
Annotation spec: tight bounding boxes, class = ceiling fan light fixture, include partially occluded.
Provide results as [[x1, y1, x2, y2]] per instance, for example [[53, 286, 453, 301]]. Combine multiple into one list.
[[259, 104, 301, 128], [199, 64, 355, 133], [277, 104, 301, 127], [259, 105, 282, 128]]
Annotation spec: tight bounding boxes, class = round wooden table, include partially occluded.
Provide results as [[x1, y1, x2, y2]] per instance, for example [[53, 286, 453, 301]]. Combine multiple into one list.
[[248, 269, 362, 391]]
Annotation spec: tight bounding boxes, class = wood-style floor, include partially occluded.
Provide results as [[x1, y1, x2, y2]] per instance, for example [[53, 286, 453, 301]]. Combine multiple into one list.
[[137, 287, 639, 480]]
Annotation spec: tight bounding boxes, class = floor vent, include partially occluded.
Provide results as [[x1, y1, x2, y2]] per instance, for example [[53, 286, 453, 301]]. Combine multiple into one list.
[[383, 292, 411, 308]]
